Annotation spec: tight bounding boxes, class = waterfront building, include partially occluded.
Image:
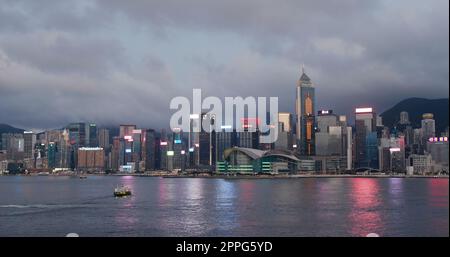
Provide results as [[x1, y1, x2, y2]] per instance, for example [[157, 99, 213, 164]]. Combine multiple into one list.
[[379, 136, 406, 172], [77, 147, 104, 172], [426, 137, 449, 170], [407, 154, 433, 175], [217, 147, 299, 174], [355, 107, 378, 169]]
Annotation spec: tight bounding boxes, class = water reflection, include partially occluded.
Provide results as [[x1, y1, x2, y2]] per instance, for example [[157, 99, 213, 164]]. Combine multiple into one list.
[[114, 176, 138, 230], [388, 178, 404, 207], [428, 179, 449, 208], [214, 180, 238, 234], [348, 178, 383, 236]]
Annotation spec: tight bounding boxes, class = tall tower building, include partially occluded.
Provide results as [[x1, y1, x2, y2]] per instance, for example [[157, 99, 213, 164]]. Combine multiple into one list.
[[295, 66, 315, 155], [23, 131, 36, 160], [421, 113, 435, 140], [145, 129, 156, 170], [98, 129, 110, 149], [355, 107, 378, 169], [88, 123, 98, 147], [399, 111, 410, 125]]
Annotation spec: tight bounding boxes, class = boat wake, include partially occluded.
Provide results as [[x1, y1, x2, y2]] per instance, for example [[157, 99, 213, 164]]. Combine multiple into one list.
[[0, 204, 84, 209]]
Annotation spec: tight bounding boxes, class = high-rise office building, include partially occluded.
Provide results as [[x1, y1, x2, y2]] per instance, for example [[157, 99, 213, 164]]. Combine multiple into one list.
[[145, 129, 156, 170], [426, 137, 449, 168], [159, 129, 168, 170], [215, 126, 236, 163], [98, 129, 110, 149], [275, 113, 293, 150], [278, 112, 292, 133], [355, 107, 378, 169], [400, 111, 410, 125], [88, 123, 98, 147], [315, 110, 338, 156], [23, 131, 36, 160], [77, 147, 104, 171], [199, 113, 216, 166], [67, 123, 87, 147], [295, 66, 315, 155], [47, 142, 57, 169], [111, 136, 120, 171], [119, 125, 136, 138], [1, 133, 24, 161], [421, 113, 435, 146]]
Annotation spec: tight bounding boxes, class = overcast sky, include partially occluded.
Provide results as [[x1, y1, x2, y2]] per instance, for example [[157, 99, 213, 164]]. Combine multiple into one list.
[[0, 0, 448, 131]]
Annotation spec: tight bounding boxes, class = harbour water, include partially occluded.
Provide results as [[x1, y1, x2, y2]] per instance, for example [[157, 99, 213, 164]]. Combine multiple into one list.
[[0, 176, 448, 236]]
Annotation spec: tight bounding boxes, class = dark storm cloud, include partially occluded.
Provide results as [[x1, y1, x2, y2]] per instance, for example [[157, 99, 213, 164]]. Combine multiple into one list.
[[0, 0, 448, 130]]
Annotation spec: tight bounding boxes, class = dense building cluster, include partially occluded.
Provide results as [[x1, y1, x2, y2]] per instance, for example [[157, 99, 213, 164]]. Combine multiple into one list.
[[0, 70, 448, 175]]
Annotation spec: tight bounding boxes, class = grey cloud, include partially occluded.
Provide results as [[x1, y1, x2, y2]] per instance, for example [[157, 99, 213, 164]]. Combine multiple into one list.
[[0, 0, 448, 130], [0, 32, 125, 77]]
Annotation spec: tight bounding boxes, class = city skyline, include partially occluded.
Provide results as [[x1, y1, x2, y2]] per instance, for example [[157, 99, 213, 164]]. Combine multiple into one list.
[[0, 0, 448, 130]]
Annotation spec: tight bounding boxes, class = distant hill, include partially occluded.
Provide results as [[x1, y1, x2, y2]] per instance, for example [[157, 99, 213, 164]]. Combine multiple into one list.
[[380, 98, 449, 134], [0, 124, 24, 134]]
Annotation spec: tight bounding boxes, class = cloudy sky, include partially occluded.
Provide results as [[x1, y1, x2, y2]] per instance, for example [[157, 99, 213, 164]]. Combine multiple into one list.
[[0, 0, 448, 130]]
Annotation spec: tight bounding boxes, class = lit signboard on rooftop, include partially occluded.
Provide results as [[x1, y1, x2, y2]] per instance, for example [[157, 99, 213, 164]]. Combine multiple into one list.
[[355, 108, 373, 113], [429, 137, 448, 142], [160, 141, 168, 146], [167, 151, 174, 156], [318, 110, 332, 115], [389, 148, 401, 153]]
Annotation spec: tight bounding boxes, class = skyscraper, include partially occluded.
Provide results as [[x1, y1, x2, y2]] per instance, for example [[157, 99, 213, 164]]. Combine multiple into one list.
[[88, 123, 98, 147], [98, 128, 110, 149], [145, 129, 156, 170], [275, 112, 293, 150], [23, 131, 36, 160], [119, 124, 136, 138], [421, 113, 436, 143], [199, 113, 216, 166], [67, 123, 87, 147], [295, 66, 315, 156], [215, 127, 236, 163], [400, 111, 410, 125], [355, 107, 378, 169]]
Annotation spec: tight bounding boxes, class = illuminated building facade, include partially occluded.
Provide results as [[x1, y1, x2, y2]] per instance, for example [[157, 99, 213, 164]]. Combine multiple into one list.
[[295, 66, 315, 156]]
